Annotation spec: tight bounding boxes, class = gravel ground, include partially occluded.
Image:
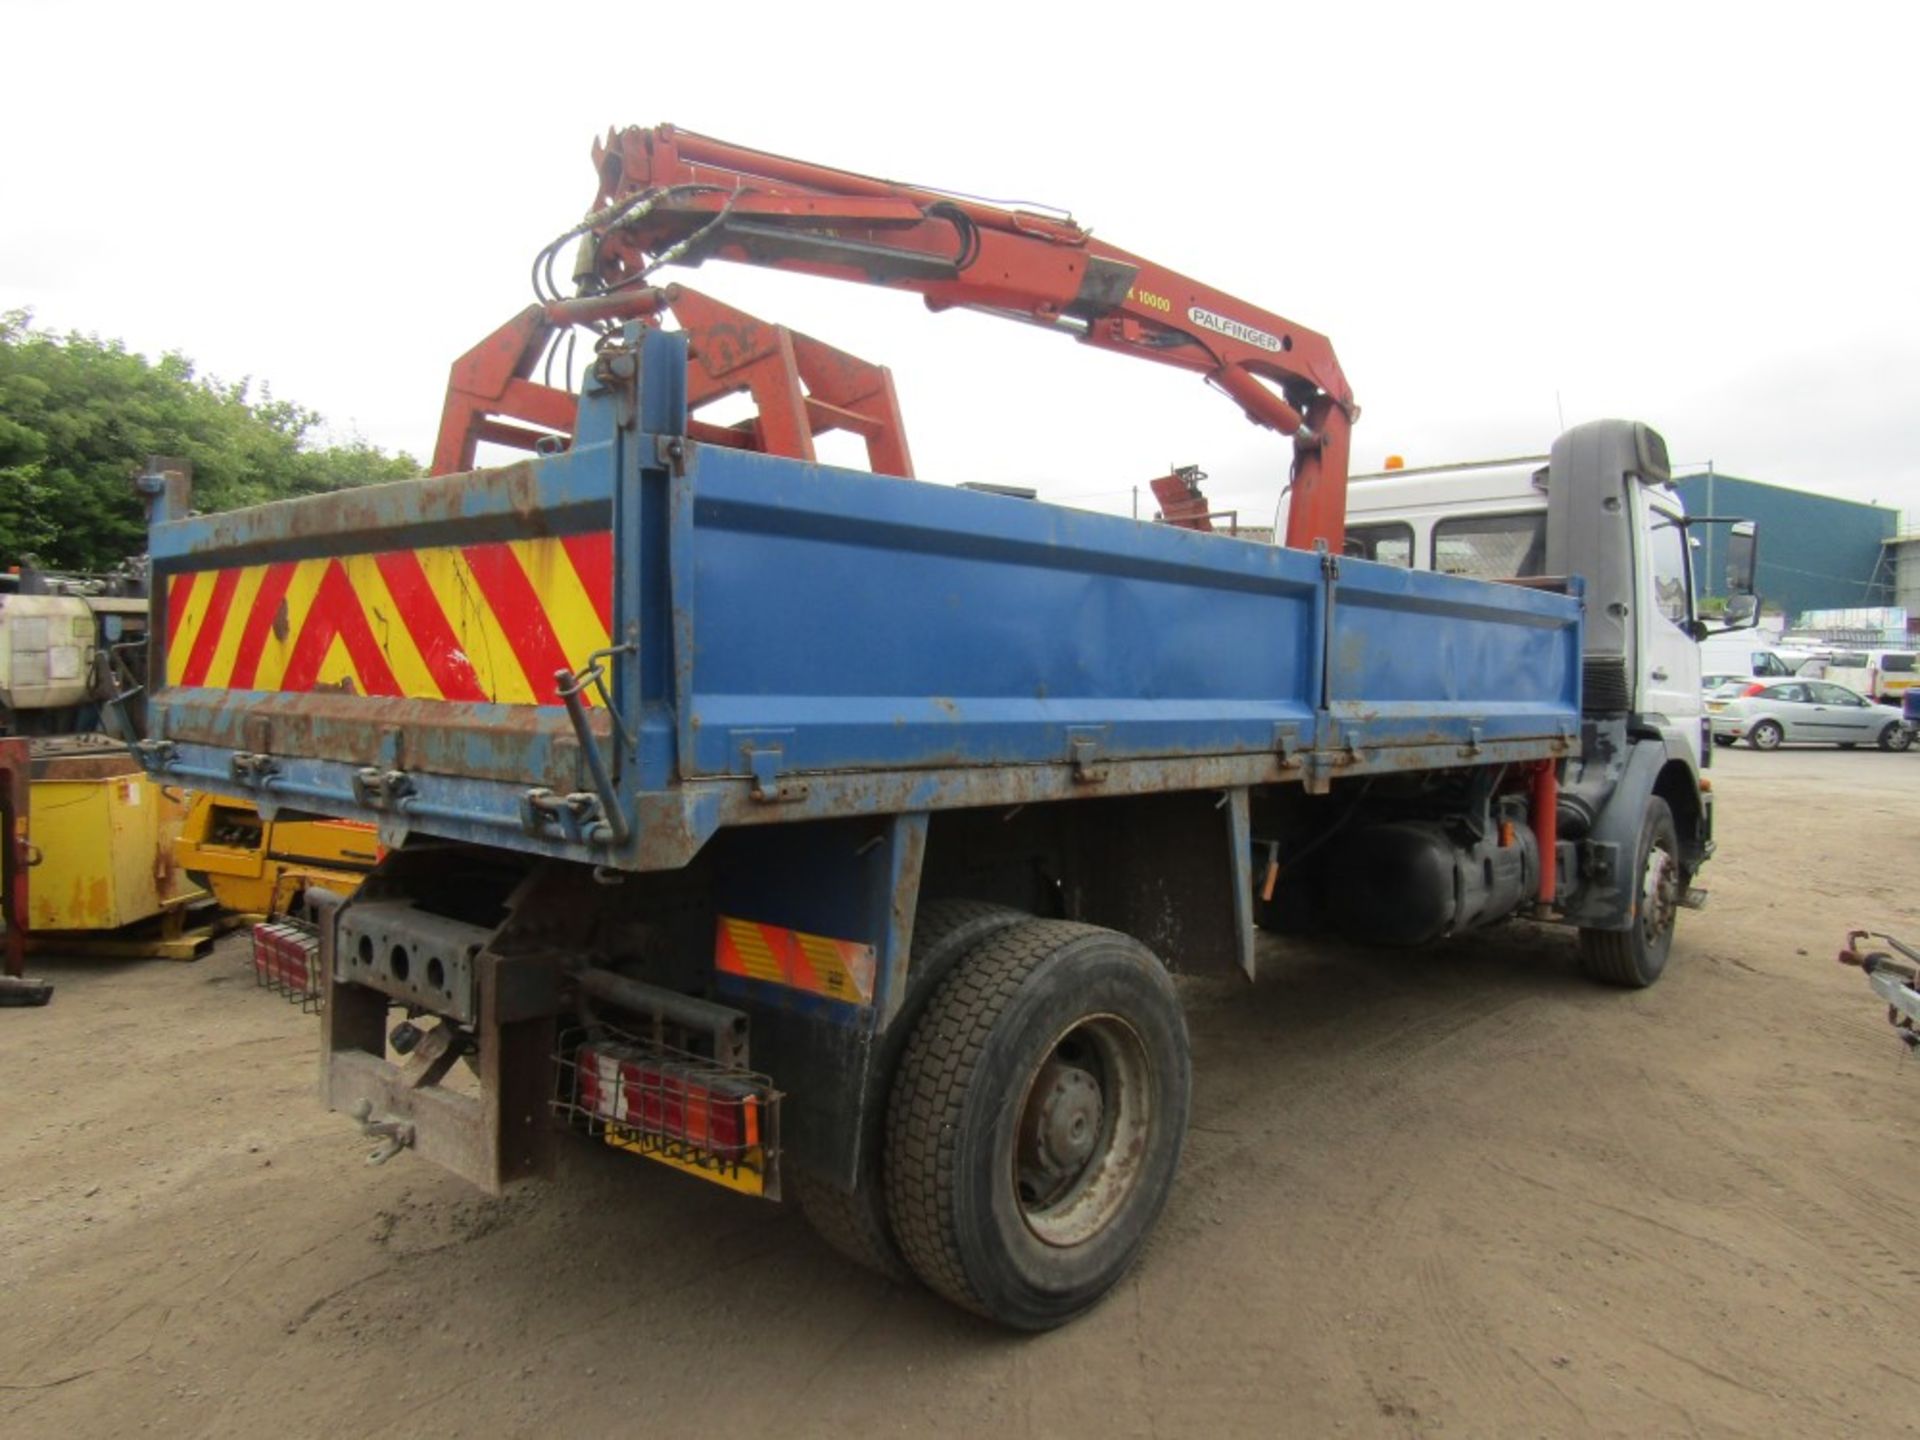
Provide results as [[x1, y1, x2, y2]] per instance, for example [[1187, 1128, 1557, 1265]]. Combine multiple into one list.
[[3, 744, 1917, 1438]]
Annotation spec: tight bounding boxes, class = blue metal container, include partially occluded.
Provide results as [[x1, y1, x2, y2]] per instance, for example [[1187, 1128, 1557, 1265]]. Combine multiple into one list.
[[138, 327, 1583, 872]]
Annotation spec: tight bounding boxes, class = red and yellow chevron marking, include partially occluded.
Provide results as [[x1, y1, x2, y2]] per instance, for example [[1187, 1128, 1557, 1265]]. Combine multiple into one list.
[[164, 532, 612, 705], [715, 916, 877, 1006]]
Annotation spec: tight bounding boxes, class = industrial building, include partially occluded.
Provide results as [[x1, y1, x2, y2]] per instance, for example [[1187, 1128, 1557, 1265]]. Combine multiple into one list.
[[1886, 531, 1920, 619], [1675, 471, 1901, 618]]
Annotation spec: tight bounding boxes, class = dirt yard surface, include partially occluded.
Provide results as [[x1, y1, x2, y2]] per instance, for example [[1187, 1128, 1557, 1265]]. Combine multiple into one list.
[[4, 746, 1918, 1438]]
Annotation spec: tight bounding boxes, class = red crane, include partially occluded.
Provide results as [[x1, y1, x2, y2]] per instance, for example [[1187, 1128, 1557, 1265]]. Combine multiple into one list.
[[434, 125, 1357, 551]]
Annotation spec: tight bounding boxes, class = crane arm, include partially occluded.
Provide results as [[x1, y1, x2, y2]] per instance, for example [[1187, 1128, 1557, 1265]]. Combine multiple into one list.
[[571, 126, 1357, 550]]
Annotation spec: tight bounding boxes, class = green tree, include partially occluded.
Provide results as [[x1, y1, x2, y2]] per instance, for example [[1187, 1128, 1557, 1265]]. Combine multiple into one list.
[[0, 310, 421, 571]]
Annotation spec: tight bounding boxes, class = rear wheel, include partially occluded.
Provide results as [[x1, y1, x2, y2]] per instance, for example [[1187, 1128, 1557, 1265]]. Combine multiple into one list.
[[884, 920, 1190, 1330], [791, 900, 1026, 1282], [1878, 722, 1911, 753], [1747, 720, 1784, 751], [1578, 797, 1680, 989]]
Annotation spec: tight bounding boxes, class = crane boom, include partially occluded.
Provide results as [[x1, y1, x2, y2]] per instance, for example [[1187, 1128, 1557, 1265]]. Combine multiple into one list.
[[438, 125, 1357, 550]]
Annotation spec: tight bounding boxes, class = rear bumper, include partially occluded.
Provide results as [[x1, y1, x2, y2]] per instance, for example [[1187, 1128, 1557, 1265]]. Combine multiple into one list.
[[317, 890, 559, 1194]]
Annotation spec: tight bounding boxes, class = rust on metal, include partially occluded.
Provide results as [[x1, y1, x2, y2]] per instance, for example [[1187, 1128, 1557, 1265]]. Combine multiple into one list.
[[156, 690, 610, 792]]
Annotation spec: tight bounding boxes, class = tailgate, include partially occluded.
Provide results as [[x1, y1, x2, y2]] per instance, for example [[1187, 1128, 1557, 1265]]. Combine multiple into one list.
[[142, 439, 619, 857]]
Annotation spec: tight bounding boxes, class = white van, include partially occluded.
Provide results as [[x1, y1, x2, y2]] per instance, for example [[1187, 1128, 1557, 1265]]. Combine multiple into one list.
[[1696, 632, 1823, 680], [1823, 649, 1918, 706]]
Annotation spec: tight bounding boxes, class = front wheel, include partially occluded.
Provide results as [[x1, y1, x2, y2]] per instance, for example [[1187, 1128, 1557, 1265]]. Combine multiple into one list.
[[1578, 796, 1681, 989], [1747, 720, 1784, 751], [1879, 722, 1912, 753], [884, 920, 1191, 1330]]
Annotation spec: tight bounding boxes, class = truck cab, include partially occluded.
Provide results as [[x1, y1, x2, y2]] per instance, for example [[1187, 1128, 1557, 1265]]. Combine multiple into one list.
[[1342, 424, 1734, 772], [1329, 421, 1760, 962]]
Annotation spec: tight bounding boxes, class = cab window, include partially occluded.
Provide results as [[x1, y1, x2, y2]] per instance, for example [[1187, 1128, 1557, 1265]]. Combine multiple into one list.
[[1647, 518, 1691, 627], [1345, 522, 1413, 567], [1431, 513, 1546, 579], [1883, 653, 1916, 673]]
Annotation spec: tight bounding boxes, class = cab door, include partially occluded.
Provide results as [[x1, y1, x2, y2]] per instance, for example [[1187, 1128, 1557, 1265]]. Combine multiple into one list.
[[1638, 493, 1701, 736]]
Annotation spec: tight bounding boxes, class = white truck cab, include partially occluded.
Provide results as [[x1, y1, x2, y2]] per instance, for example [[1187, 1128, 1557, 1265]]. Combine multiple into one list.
[[1338, 426, 1751, 770]]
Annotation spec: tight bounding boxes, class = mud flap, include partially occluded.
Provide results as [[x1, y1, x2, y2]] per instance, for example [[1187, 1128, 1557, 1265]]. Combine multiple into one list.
[[1225, 787, 1256, 981], [1559, 740, 1666, 932]]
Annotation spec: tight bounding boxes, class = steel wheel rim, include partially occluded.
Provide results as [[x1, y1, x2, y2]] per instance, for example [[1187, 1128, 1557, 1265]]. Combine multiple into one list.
[[1641, 841, 1679, 950], [1012, 1014, 1153, 1248]]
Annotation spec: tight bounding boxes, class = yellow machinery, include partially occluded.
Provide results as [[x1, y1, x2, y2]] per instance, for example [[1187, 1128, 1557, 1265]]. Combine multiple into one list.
[[14, 739, 374, 967], [26, 735, 201, 933], [174, 793, 378, 916], [0, 567, 372, 975], [19, 737, 211, 963]]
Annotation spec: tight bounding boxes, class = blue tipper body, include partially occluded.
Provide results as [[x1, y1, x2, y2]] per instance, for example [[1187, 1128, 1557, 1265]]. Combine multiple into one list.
[[137, 327, 1584, 875]]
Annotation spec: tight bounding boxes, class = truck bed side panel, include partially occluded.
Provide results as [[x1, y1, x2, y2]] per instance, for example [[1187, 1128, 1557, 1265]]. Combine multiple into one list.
[[140, 328, 1582, 870], [1327, 562, 1581, 748], [677, 446, 1325, 776]]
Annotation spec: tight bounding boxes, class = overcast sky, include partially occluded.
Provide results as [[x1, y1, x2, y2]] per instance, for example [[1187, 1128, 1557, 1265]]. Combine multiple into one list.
[[7, 2, 1917, 526]]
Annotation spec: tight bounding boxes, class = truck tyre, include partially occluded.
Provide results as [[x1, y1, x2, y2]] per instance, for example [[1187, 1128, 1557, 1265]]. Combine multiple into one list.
[[1878, 721, 1911, 753], [1747, 720, 1783, 751], [1578, 796, 1680, 989], [883, 920, 1191, 1330], [792, 899, 1027, 1282]]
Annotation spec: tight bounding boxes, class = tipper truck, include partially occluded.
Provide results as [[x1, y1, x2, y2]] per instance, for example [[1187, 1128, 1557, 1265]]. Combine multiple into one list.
[[134, 126, 1758, 1329]]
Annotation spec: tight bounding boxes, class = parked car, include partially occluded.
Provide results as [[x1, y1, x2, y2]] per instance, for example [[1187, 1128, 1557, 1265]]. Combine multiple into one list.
[[1707, 680, 1912, 751]]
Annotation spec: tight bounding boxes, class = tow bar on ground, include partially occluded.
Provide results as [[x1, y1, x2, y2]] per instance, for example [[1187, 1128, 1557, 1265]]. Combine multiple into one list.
[[1837, 930, 1920, 1053]]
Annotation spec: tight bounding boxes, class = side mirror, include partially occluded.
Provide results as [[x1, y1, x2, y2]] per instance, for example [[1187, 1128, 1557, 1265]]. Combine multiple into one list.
[[1724, 521, 1758, 597], [1696, 518, 1761, 635]]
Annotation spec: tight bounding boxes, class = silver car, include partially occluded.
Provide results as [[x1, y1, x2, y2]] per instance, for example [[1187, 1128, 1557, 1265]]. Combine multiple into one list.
[[1707, 680, 1911, 751]]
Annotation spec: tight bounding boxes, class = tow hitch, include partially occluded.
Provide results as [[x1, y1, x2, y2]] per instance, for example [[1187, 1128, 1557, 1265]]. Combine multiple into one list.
[[349, 1099, 416, 1165], [1837, 930, 1920, 1054]]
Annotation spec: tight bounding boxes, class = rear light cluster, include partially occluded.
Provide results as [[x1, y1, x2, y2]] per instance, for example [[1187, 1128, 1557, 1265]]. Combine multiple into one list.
[[576, 1042, 760, 1159], [554, 1027, 781, 1197], [252, 920, 323, 1012]]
